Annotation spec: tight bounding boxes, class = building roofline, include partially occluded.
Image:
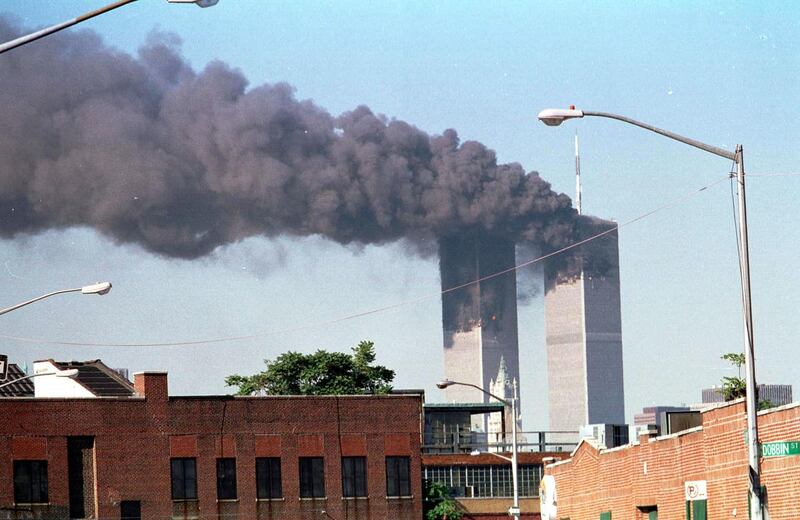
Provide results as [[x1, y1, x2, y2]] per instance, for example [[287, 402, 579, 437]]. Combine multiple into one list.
[[171, 393, 424, 401], [38, 359, 135, 396], [758, 400, 800, 416]]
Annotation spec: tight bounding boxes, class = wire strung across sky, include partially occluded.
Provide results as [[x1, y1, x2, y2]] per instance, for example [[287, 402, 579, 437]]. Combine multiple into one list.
[[0, 172, 748, 348]]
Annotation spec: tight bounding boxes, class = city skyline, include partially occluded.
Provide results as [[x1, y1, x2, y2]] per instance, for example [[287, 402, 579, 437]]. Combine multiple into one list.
[[1, 1, 799, 431]]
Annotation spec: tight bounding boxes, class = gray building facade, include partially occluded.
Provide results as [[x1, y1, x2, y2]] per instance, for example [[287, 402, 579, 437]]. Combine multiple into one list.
[[544, 220, 625, 431], [440, 234, 520, 430], [702, 384, 793, 406]]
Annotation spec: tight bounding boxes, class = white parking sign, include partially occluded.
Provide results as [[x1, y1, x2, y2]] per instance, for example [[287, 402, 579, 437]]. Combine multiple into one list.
[[685, 480, 707, 501]]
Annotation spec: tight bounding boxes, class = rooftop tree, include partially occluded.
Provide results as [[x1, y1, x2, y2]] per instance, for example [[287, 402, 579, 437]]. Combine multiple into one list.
[[225, 340, 395, 396]]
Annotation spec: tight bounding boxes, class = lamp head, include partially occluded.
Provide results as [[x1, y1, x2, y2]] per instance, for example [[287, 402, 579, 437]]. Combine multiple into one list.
[[167, 0, 219, 6], [81, 282, 112, 295], [56, 368, 79, 379], [538, 106, 584, 126], [436, 379, 454, 390]]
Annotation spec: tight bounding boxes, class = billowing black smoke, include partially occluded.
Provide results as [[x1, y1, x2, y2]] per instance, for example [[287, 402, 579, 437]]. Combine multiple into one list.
[[0, 20, 579, 260]]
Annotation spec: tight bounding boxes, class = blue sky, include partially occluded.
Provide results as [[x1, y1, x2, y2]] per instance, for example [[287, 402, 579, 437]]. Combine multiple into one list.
[[1, 1, 799, 430]]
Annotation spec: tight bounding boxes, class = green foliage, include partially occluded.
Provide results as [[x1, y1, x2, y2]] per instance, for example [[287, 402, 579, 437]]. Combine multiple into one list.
[[225, 341, 395, 396], [720, 352, 746, 401], [720, 376, 746, 401], [424, 480, 463, 520], [721, 352, 745, 370], [719, 352, 775, 410]]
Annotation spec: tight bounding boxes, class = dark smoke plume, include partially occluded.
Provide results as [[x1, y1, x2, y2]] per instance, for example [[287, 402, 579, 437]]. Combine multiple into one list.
[[0, 20, 580, 260]]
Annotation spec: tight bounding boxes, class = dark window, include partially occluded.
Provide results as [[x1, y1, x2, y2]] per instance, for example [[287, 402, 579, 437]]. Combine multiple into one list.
[[171, 458, 197, 500], [256, 457, 282, 499], [299, 457, 325, 498], [385, 456, 411, 497], [216, 458, 237, 500], [120, 500, 141, 520], [341, 457, 367, 497], [13, 460, 48, 503]]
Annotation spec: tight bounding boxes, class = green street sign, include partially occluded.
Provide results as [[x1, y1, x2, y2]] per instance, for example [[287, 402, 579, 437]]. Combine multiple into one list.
[[761, 441, 800, 458]]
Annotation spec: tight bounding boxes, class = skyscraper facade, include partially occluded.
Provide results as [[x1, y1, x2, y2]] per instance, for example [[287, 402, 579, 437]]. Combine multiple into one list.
[[440, 234, 520, 430], [544, 221, 625, 431]]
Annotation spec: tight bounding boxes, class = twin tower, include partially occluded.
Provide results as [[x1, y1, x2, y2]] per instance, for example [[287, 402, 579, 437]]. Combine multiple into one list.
[[439, 223, 625, 432]]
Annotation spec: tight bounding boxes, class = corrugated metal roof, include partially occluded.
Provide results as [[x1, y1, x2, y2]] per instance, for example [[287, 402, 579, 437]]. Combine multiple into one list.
[[0, 364, 35, 397]]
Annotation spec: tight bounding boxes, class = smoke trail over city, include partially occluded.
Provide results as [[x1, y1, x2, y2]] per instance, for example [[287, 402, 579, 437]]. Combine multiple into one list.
[[0, 20, 580, 260]]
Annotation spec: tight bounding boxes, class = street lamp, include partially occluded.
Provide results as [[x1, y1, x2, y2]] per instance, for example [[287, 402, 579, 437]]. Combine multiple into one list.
[[470, 448, 514, 461], [537, 106, 761, 519], [0, 282, 112, 316], [437, 378, 520, 520], [0, 368, 79, 390], [0, 0, 218, 56]]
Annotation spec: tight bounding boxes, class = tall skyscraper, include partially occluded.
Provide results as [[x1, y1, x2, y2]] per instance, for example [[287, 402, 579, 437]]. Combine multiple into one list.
[[544, 134, 625, 432], [544, 223, 625, 431], [440, 234, 520, 430]]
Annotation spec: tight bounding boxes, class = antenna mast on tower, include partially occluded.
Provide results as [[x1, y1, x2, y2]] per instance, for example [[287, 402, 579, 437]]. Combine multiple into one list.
[[575, 132, 582, 215]]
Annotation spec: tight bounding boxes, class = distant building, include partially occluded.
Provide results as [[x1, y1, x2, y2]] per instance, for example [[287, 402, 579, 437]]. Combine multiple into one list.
[[487, 356, 520, 445], [544, 219, 625, 432], [633, 405, 693, 437], [579, 423, 629, 449], [422, 400, 574, 518], [439, 235, 521, 431], [702, 384, 793, 406]]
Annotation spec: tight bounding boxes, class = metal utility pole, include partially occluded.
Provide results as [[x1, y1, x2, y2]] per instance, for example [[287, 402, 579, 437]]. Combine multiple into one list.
[[538, 107, 762, 519], [575, 132, 582, 215]]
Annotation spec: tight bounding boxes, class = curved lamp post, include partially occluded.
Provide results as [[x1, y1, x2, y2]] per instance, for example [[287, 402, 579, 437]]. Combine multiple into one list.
[[437, 378, 520, 520], [0, 367, 79, 390], [538, 106, 761, 519], [0, 0, 218, 56], [0, 282, 112, 317]]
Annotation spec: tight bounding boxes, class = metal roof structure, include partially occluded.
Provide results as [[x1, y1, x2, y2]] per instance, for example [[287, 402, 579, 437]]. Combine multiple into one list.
[[0, 364, 34, 397], [49, 359, 135, 397]]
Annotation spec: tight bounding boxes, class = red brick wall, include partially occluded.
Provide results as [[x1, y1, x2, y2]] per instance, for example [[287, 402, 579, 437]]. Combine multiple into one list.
[[0, 373, 424, 520], [546, 400, 800, 519]]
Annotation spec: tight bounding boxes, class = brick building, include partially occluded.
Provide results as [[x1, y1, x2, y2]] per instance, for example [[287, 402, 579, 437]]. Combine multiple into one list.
[[0, 371, 423, 520], [421, 402, 574, 519], [423, 451, 570, 519], [543, 399, 800, 519]]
